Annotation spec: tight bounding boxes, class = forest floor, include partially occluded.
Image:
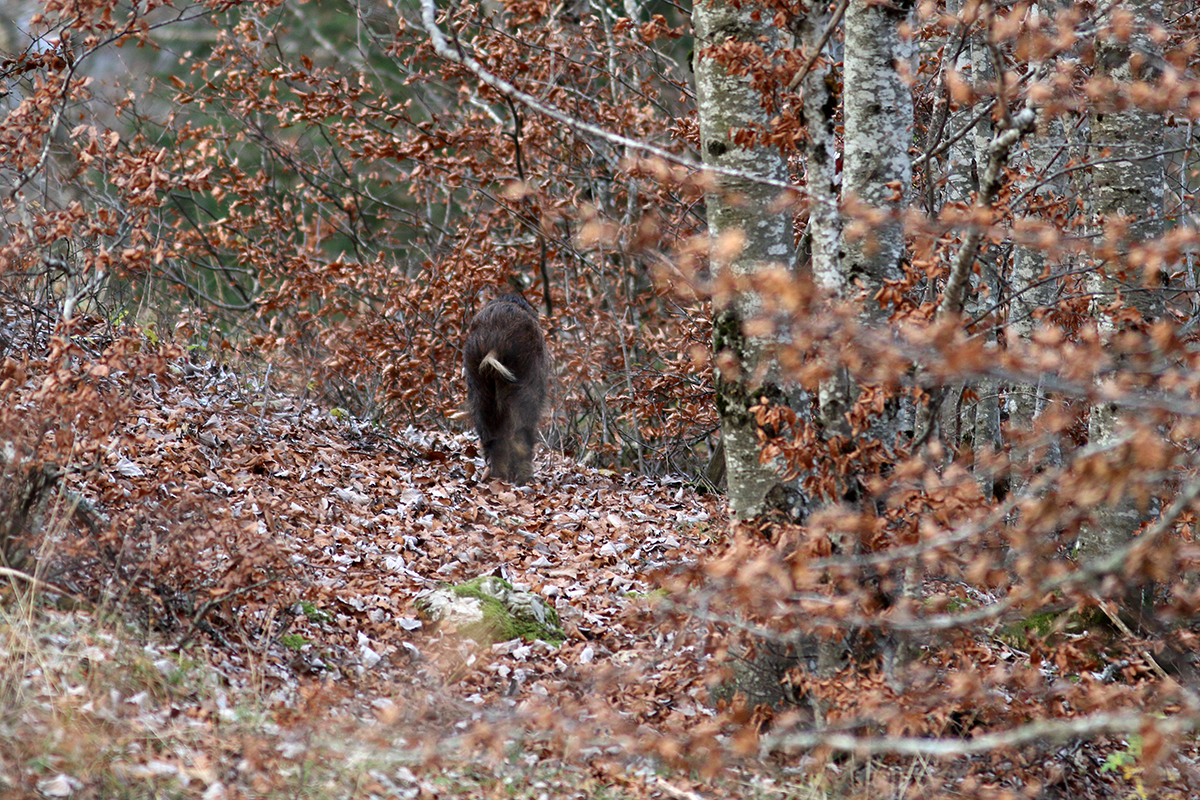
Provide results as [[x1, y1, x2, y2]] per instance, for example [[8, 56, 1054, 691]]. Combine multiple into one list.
[[1, 319, 1198, 799]]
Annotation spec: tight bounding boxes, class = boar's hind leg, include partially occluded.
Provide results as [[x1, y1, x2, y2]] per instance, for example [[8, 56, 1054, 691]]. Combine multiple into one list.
[[509, 436, 532, 484], [486, 436, 515, 482]]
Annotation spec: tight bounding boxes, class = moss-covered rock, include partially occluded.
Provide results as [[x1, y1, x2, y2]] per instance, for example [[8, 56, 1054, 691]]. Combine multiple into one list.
[[416, 576, 565, 645]]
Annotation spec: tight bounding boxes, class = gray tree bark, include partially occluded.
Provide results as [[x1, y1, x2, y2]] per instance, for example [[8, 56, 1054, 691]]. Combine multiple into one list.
[[1009, 111, 1068, 478], [830, 0, 914, 488], [796, 1, 850, 459], [842, 0, 912, 300], [693, 0, 801, 522], [840, 0, 916, 686], [1077, 0, 1166, 564], [814, 0, 914, 454], [799, 4, 842, 297]]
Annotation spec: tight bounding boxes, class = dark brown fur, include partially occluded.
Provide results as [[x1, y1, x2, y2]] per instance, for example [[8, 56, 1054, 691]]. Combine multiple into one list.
[[463, 293, 548, 483]]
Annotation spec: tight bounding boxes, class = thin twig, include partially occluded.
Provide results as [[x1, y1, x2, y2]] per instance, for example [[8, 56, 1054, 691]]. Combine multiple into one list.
[[1093, 595, 1171, 682], [915, 106, 1039, 446], [785, 0, 850, 92], [0, 566, 85, 603], [418, 0, 807, 198], [766, 708, 1198, 757], [174, 577, 281, 650], [938, 107, 1038, 320]]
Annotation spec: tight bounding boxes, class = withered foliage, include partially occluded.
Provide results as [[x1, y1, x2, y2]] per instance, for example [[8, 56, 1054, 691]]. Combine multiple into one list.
[[0, 309, 293, 639], [5, 0, 1200, 796]]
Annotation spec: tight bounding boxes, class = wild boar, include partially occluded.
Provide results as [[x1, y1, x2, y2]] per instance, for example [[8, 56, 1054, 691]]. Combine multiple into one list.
[[463, 293, 548, 483]]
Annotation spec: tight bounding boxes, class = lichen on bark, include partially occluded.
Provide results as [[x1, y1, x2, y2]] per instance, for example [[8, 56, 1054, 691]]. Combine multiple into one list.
[[693, 0, 801, 522]]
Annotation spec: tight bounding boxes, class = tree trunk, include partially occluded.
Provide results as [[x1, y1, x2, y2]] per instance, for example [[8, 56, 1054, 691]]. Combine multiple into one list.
[[831, 0, 915, 685], [693, 0, 801, 522], [1077, 0, 1166, 565], [1009, 111, 1068, 483], [842, 0, 912, 300], [827, 0, 914, 453]]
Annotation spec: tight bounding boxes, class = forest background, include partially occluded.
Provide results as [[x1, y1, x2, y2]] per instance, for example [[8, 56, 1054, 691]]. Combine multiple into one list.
[[5, 0, 1200, 797]]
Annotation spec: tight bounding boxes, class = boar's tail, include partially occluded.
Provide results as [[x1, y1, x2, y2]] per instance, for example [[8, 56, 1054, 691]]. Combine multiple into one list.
[[479, 351, 516, 383]]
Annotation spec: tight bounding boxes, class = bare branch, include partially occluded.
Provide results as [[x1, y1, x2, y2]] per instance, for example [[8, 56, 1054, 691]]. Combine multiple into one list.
[[939, 107, 1039, 320], [765, 709, 1198, 757], [418, 0, 801, 197], [785, 0, 850, 92]]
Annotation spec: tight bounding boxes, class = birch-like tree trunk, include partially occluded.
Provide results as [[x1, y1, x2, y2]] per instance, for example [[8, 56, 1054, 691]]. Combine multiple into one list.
[[812, 0, 914, 457], [1077, 0, 1166, 564], [832, 0, 914, 481], [966, 31, 1002, 500], [799, 4, 841, 298], [837, 0, 915, 685], [842, 0, 912, 300], [1009, 112, 1068, 478], [797, 2, 849, 462], [693, 0, 800, 521]]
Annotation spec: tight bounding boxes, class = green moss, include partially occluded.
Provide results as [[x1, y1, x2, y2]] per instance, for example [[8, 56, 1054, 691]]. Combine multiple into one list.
[[296, 600, 332, 624], [624, 588, 669, 602], [995, 609, 1087, 649], [450, 577, 565, 645], [711, 306, 795, 428], [712, 308, 748, 423], [280, 634, 311, 650]]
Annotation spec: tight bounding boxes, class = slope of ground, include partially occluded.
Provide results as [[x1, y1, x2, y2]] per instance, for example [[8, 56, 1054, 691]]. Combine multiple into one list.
[[3, 318, 1200, 799], [1, 319, 744, 799]]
